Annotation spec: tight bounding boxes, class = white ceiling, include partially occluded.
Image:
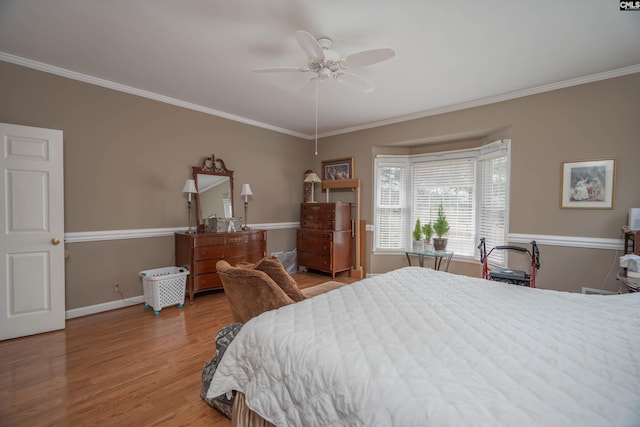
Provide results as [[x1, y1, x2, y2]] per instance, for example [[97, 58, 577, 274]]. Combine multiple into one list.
[[1, 0, 639, 139]]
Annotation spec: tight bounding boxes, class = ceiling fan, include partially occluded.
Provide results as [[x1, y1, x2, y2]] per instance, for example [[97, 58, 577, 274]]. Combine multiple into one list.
[[253, 30, 395, 95]]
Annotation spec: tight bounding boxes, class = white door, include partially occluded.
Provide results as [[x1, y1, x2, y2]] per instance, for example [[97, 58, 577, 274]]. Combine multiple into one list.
[[0, 123, 65, 340]]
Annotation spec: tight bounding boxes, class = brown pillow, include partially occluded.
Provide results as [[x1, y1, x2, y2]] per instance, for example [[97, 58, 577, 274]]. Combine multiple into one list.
[[253, 257, 307, 302]]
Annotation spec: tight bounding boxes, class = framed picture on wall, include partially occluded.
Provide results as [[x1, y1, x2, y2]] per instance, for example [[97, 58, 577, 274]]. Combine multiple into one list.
[[560, 158, 616, 209], [321, 157, 354, 180]]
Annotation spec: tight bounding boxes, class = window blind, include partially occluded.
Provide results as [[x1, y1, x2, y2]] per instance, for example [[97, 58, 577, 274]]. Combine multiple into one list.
[[375, 163, 407, 250], [478, 154, 508, 265], [412, 158, 476, 256]]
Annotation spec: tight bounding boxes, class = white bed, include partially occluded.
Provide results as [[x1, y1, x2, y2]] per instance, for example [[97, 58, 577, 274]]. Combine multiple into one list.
[[207, 267, 640, 426]]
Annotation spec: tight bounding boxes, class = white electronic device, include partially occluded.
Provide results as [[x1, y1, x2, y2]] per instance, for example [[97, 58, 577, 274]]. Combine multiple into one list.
[[629, 208, 640, 231]]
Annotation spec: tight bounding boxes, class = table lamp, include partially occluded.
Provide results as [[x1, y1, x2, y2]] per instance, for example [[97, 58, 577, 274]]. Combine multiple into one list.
[[240, 183, 253, 231], [182, 179, 198, 234], [303, 173, 321, 203]]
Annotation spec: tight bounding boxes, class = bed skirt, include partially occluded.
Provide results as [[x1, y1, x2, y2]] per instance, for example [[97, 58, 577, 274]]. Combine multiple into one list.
[[232, 392, 275, 427]]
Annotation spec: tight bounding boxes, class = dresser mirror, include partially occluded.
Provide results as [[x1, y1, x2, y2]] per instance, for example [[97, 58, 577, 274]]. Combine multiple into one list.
[[193, 155, 234, 231]]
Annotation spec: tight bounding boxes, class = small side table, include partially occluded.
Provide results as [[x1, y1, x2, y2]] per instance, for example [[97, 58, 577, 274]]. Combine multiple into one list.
[[405, 250, 454, 272]]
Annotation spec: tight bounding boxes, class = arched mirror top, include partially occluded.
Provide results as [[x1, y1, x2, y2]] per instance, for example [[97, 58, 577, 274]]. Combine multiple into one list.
[[193, 155, 234, 231]]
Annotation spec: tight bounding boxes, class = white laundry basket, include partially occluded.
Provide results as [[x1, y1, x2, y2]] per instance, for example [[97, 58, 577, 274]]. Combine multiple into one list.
[[140, 266, 190, 316]]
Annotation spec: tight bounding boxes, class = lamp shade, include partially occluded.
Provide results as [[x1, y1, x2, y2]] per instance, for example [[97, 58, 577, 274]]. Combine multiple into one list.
[[304, 172, 321, 183], [240, 183, 253, 197], [182, 179, 197, 193]]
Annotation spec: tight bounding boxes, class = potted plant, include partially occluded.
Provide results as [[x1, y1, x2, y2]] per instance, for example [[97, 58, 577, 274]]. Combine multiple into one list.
[[432, 204, 450, 251], [423, 222, 434, 252], [412, 218, 424, 252]]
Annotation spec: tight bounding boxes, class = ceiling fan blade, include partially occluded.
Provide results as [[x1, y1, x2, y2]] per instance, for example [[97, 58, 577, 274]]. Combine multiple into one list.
[[295, 30, 325, 60], [342, 48, 395, 68], [334, 72, 375, 93], [252, 66, 307, 73]]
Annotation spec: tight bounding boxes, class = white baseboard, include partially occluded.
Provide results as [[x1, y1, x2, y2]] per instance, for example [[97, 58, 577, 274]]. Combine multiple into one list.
[[66, 295, 144, 319]]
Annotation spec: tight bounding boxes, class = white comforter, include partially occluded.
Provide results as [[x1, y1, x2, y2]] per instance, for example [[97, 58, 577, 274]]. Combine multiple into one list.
[[207, 267, 640, 426]]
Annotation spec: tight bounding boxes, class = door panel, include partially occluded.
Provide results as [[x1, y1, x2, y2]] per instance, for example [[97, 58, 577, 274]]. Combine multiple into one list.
[[8, 170, 49, 232], [9, 252, 49, 313], [0, 123, 64, 341]]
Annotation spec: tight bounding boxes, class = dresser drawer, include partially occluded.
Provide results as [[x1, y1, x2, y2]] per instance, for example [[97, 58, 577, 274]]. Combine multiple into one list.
[[301, 210, 335, 222], [193, 273, 222, 292], [300, 202, 351, 231], [193, 246, 266, 275], [191, 232, 264, 248], [298, 238, 331, 255], [300, 203, 336, 214], [190, 234, 226, 247], [300, 219, 339, 230], [194, 245, 225, 261], [297, 251, 332, 271], [297, 228, 334, 241], [194, 240, 265, 261]]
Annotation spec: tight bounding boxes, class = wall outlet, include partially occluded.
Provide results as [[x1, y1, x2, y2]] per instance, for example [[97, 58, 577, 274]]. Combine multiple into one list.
[[113, 283, 120, 293]]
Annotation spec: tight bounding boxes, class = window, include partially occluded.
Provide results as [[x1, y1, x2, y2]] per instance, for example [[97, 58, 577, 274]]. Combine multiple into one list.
[[374, 140, 510, 265], [375, 161, 408, 250]]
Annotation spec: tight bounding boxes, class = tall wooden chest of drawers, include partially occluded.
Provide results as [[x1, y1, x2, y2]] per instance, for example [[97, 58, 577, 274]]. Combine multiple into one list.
[[297, 202, 351, 278], [175, 230, 266, 304]]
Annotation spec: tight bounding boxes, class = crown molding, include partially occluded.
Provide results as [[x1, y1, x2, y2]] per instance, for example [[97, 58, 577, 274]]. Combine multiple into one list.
[[2, 51, 638, 140], [320, 64, 640, 138], [0, 52, 308, 139]]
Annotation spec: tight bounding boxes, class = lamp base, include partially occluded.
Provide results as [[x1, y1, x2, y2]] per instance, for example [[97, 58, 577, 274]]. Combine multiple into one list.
[[242, 203, 251, 231]]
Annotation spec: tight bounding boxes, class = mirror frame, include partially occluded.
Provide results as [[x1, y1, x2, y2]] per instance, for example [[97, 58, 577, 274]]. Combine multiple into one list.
[[193, 155, 234, 232]]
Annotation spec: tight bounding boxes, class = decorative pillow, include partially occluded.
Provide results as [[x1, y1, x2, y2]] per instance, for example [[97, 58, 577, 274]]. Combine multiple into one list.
[[253, 256, 307, 302]]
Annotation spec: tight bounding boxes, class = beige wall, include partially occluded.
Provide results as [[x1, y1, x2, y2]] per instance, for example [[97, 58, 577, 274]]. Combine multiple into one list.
[[0, 61, 312, 309], [314, 72, 640, 292], [1, 60, 639, 310]]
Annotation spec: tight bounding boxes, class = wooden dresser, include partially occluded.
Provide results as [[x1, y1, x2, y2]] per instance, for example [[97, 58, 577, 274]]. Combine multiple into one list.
[[175, 230, 266, 303], [297, 202, 352, 278]]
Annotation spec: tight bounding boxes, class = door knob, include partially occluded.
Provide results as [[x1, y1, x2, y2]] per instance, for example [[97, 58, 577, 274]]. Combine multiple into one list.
[[51, 238, 61, 246]]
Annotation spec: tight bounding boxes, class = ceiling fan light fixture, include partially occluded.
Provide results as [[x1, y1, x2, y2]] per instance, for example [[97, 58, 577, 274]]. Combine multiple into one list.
[[317, 37, 333, 49], [318, 68, 332, 79]]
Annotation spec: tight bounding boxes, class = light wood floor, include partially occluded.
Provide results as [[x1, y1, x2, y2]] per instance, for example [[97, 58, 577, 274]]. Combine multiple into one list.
[[0, 272, 354, 427]]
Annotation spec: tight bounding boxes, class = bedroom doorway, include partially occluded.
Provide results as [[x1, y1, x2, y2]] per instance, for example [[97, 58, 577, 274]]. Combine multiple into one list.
[[0, 123, 65, 341]]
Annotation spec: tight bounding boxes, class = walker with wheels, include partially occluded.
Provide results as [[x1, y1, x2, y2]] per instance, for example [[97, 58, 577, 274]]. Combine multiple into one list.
[[478, 238, 540, 287]]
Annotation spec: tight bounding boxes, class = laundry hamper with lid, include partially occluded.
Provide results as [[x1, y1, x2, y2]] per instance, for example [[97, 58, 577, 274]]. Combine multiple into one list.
[[140, 266, 189, 315]]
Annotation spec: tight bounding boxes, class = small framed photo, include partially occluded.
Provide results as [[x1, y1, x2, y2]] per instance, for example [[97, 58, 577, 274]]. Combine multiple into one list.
[[321, 157, 354, 180], [561, 159, 616, 209]]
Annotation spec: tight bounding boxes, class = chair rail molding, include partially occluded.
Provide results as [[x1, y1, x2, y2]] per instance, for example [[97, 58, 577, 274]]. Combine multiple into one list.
[[64, 223, 300, 243], [508, 233, 624, 251]]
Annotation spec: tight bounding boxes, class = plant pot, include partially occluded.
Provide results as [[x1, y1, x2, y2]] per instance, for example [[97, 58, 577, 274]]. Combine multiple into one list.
[[433, 237, 448, 251], [412, 240, 425, 252], [424, 242, 434, 253]]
